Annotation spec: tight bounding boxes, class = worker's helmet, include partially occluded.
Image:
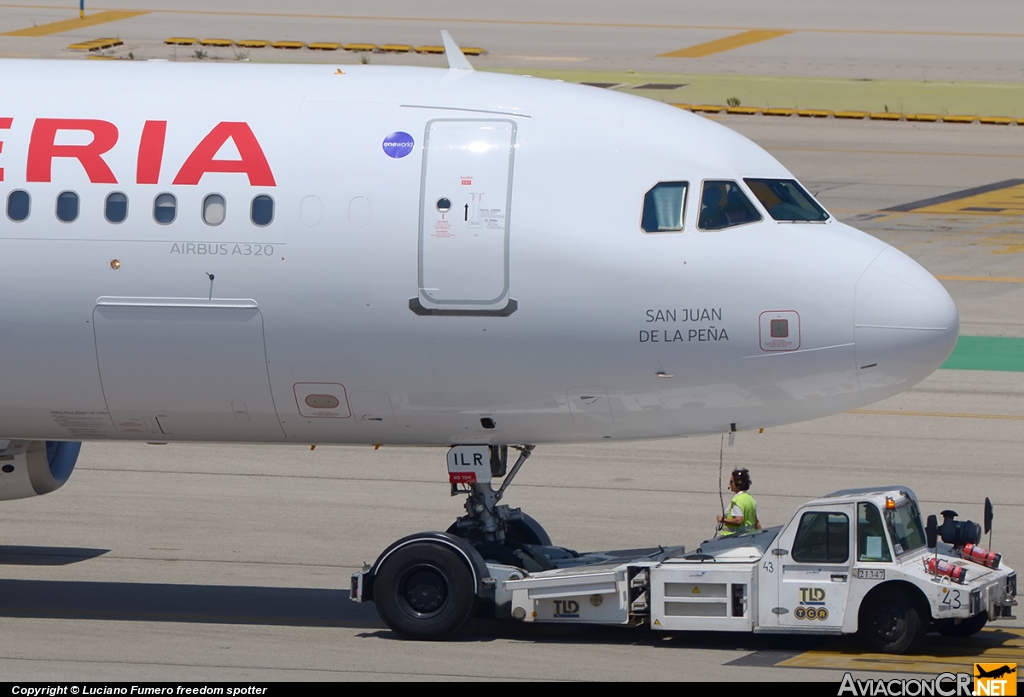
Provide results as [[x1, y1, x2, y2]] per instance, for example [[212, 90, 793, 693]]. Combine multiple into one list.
[[731, 468, 751, 491]]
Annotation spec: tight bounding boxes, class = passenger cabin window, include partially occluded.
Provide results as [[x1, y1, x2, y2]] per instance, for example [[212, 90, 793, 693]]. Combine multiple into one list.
[[105, 193, 128, 223], [745, 179, 829, 222], [251, 195, 274, 226], [154, 193, 177, 225], [698, 180, 762, 231], [857, 502, 892, 562], [203, 194, 226, 226], [56, 191, 79, 222], [641, 181, 687, 232], [792, 511, 849, 563], [6, 190, 30, 222]]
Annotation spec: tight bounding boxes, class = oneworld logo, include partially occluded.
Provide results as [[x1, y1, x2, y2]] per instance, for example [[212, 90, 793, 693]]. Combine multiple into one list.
[[382, 131, 414, 158]]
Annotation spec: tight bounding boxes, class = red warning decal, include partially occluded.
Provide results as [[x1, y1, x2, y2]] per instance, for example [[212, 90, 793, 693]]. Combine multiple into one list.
[[433, 218, 453, 238]]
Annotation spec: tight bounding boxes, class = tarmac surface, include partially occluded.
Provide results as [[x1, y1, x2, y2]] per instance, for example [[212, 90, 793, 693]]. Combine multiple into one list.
[[0, 0, 1023, 81], [0, 0, 1021, 683]]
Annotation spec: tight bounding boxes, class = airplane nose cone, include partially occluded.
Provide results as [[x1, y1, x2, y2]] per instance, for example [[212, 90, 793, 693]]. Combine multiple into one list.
[[855, 247, 959, 392]]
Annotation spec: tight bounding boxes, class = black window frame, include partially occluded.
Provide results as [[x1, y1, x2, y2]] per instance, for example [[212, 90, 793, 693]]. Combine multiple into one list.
[[56, 190, 80, 223], [251, 194, 275, 227], [744, 178, 830, 222], [104, 192, 129, 224], [640, 181, 688, 233], [857, 502, 893, 563], [697, 179, 763, 231], [154, 193, 177, 225], [202, 193, 227, 227], [6, 189, 30, 222], [792, 511, 850, 564]]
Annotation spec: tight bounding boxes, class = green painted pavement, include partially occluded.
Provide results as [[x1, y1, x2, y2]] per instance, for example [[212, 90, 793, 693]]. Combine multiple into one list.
[[941, 336, 1024, 372]]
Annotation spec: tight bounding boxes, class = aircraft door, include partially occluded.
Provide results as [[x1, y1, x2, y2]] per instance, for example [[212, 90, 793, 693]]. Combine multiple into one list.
[[412, 119, 517, 316]]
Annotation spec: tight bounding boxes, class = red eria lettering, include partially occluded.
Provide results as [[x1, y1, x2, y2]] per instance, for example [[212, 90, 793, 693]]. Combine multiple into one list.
[[20, 118, 276, 186], [28, 118, 119, 183], [172, 121, 276, 186], [136, 120, 167, 185], [0, 117, 12, 181]]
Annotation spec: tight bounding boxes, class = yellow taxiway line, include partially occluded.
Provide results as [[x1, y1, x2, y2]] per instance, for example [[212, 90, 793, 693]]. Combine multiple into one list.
[[778, 627, 1024, 674], [658, 30, 792, 58], [2, 10, 147, 37], [772, 146, 1024, 160], [2, 5, 1024, 39], [849, 410, 1024, 421], [936, 275, 1024, 283]]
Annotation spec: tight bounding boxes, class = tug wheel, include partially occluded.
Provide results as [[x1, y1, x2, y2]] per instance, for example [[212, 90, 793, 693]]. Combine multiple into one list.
[[860, 588, 926, 654], [374, 541, 477, 640]]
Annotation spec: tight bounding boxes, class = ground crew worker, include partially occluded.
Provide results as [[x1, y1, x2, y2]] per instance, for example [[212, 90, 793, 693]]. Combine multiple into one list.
[[717, 468, 761, 536]]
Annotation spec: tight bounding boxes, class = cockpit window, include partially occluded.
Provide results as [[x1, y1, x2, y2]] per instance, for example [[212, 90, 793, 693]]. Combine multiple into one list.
[[698, 180, 762, 231], [744, 179, 829, 222], [641, 181, 687, 232]]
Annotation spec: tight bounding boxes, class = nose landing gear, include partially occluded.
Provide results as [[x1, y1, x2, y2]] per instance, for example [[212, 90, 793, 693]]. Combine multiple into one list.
[[446, 445, 545, 541], [446, 445, 562, 569], [355, 444, 574, 639]]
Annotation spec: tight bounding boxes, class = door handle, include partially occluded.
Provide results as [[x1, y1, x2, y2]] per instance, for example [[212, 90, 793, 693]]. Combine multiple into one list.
[[831, 573, 848, 582]]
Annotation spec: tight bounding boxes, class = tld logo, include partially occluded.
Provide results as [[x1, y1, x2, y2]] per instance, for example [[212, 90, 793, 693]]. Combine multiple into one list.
[[553, 600, 579, 618], [799, 587, 826, 605]]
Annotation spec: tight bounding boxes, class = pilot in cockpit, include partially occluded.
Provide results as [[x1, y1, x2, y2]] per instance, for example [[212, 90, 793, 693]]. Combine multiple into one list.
[[699, 180, 762, 231], [699, 181, 732, 230]]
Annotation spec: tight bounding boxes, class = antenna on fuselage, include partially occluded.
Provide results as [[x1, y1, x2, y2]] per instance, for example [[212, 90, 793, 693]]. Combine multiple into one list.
[[440, 30, 474, 71]]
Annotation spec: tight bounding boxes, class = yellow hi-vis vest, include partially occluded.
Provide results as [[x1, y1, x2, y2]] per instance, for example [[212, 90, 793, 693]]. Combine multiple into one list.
[[721, 491, 757, 536]]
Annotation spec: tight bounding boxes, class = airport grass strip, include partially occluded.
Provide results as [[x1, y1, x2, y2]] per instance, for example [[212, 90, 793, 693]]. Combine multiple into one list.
[[486, 70, 1024, 124], [941, 336, 1024, 372]]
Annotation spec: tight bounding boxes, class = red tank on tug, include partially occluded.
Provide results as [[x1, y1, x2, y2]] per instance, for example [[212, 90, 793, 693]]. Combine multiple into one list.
[[961, 543, 1001, 569], [925, 557, 968, 583]]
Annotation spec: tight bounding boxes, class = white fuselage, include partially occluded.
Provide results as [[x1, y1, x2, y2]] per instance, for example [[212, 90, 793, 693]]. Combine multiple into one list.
[[0, 60, 958, 445]]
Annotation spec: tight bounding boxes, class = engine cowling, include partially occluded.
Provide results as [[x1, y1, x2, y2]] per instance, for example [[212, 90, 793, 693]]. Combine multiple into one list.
[[0, 440, 81, 500]]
